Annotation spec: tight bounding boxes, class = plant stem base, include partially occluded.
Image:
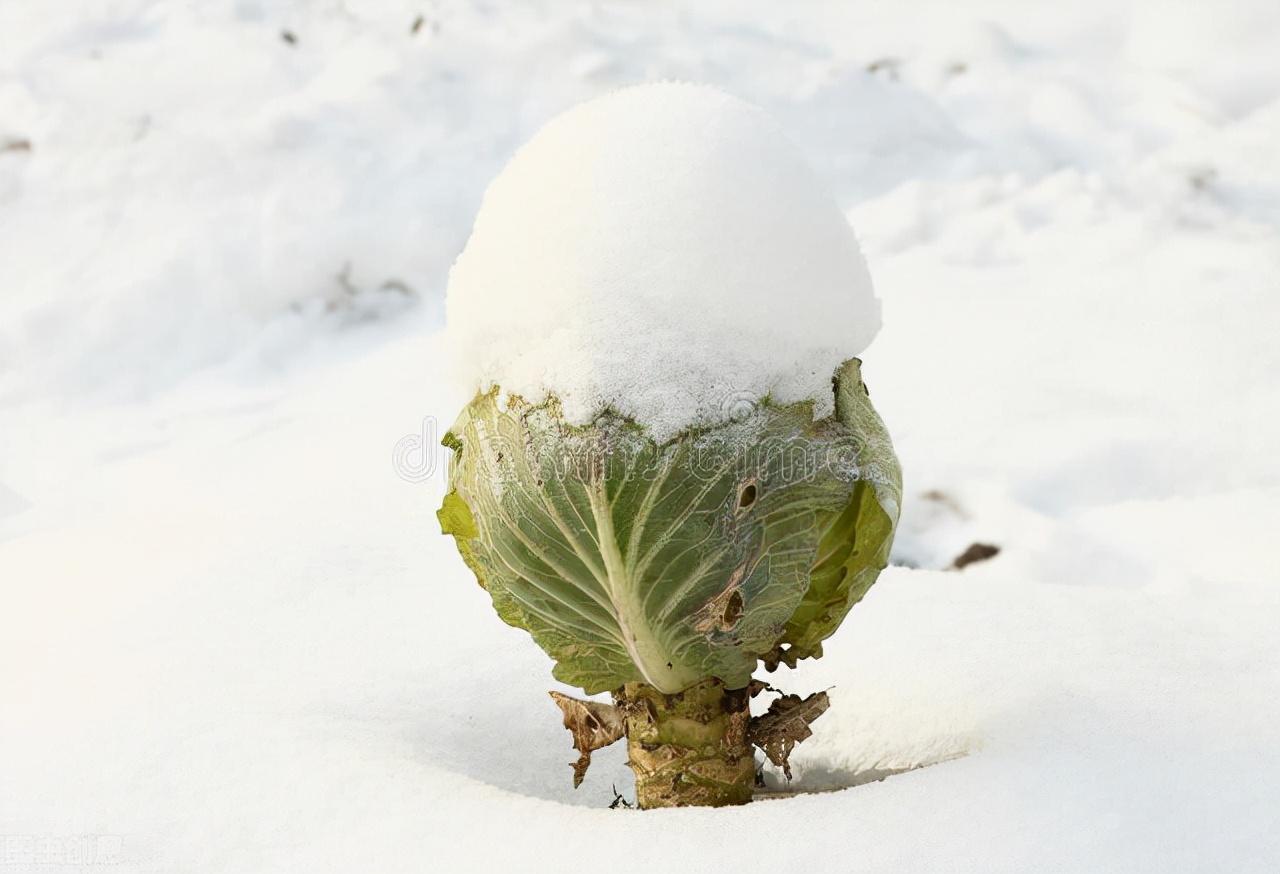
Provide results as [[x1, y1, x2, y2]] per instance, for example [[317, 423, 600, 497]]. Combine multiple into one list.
[[615, 678, 755, 808]]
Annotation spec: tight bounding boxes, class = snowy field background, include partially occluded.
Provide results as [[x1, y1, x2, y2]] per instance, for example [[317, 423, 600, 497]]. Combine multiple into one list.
[[2, 1, 1279, 871]]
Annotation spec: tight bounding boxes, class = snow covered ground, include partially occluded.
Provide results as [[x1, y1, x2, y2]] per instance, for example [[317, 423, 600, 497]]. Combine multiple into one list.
[[3, 1, 1279, 871]]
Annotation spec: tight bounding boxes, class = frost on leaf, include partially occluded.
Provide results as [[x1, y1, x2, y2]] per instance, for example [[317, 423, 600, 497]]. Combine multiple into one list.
[[748, 691, 830, 780], [549, 691, 625, 787]]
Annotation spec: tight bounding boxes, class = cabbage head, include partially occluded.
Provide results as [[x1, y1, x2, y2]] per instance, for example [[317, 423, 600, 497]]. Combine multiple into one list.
[[438, 358, 901, 695]]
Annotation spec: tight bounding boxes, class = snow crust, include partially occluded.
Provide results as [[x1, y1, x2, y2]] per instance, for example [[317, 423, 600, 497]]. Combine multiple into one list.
[[446, 83, 878, 440]]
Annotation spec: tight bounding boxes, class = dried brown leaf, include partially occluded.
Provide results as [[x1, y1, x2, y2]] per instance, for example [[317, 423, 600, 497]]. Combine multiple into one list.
[[747, 691, 830, 780], [759, 643, 800, 672], [548, 691, 625, 788], [950, 542, 1000, 570]]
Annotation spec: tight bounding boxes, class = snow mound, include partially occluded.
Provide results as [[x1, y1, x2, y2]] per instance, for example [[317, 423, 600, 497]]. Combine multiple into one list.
[[446, 82, 879, 441]]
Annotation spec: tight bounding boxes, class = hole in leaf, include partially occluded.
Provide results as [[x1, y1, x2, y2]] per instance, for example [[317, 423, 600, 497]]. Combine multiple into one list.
[[738, 483, 757, 510], [722, 590, 744, 627]]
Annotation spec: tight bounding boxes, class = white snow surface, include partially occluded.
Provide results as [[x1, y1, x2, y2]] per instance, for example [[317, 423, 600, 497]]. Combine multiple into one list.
[[446, 83, 879, 439], [4, 1, 1280, 872]]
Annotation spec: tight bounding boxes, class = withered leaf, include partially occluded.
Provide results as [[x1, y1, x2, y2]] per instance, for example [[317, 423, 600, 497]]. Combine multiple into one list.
[[548, 691, 625, 788], [759, 644, 800, 672], [747, 690, 830, 780], [950, 541, 1000, 570]]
